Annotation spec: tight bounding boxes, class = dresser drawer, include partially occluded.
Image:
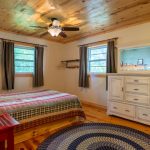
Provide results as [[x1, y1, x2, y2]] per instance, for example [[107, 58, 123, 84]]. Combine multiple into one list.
[[125, 94, 149, 105], [110, 102, 135, 118], [137, 107, 150, 122], [126, 84, 149, 95], [125, 77, 149, 84]]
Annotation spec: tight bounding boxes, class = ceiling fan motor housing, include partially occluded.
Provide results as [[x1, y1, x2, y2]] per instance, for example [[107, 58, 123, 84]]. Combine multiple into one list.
[[52, 19, 60, 27]]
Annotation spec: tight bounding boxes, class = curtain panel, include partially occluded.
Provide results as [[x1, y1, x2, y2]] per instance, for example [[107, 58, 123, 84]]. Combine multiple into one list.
[[107, 40, 117, 73], [1, 40, 15, 90], [79, 46, 89, 88], [33, 46, 44, 87], [106, 40, 117, 90]]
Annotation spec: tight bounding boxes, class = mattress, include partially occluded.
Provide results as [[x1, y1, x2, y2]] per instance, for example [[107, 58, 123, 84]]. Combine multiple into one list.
[[0, 89, 85, 132]]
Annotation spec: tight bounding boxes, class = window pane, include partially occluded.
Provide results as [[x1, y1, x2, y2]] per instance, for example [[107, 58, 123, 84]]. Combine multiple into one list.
[[90, 61, 106, 66], [15, 54, 34, 60], [90, 53, 106, 60], [90, 67, 106, 73], [15, 61, 34, 67], [14, 45, 35, 73], [15, 46, 34, 54], [90, 47, 107, 54], [88, 44, 107, 73], [15, 67, 34, 73]]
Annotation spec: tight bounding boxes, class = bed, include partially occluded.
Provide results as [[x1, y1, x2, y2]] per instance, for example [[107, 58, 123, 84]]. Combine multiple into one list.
[[0, 89, 85, 143]]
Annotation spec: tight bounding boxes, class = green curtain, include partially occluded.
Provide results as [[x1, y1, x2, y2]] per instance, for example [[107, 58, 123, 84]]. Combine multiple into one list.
[[1, 40, 15, 90], [33, 46, 44, 87], [79, 46, 89, 88]]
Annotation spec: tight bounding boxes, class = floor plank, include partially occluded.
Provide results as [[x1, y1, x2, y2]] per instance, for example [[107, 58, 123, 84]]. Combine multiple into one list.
[[15, 104, 150, 150]]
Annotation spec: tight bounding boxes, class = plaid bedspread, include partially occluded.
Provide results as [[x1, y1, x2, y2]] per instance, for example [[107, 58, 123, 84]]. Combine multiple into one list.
[[0, 90, 85, 124]]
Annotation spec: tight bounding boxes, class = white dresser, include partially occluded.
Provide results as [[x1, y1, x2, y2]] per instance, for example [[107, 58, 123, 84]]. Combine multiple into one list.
[[107, 74, 150, 125]]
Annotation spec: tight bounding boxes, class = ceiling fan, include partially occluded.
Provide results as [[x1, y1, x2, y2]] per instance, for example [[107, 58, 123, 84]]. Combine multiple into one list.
[[30, 18, 79, 38]]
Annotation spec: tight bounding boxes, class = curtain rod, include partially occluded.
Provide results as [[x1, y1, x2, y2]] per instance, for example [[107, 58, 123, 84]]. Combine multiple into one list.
[[0, 38, 47, 47], [78, 37, 118, 47]]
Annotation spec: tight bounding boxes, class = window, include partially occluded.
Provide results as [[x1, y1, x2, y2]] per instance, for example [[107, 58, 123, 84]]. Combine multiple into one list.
[[88, 45, 107, 73], [14, 45, 35, 73]]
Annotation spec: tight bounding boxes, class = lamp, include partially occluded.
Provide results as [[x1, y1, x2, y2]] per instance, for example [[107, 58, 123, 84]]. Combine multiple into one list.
[[48, 26, 61, 37]]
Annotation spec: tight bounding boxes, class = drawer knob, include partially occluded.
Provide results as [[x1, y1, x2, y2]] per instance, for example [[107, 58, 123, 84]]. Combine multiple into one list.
[[125, 110, 130, 112], [134, 89, 139, 91], [113, 107, 117, 109], [134, 80, 139, 82], [142, 114, 148, 116], [133, 98, 138, 101]]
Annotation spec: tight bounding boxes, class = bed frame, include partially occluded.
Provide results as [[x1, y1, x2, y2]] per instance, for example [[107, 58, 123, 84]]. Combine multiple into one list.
[[14, 116, 84, 144]]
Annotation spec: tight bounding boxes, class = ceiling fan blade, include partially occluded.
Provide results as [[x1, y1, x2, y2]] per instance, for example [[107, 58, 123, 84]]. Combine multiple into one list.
[[40, 31, 48, 37], [59, 32, 67, 38], [30, 25, 47, 29], [62, 27, 79, 31]]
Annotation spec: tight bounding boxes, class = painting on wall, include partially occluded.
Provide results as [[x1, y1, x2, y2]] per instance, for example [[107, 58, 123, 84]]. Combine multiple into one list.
[[120, 45, 150, 71]]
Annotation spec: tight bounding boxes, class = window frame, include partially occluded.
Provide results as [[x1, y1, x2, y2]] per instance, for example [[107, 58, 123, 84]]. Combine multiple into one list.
[[87, 44, 107, 76], [14, 44, 35, 76]]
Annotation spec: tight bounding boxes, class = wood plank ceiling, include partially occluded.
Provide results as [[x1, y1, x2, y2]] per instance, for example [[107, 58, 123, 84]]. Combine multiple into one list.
[[0, 0, 150, 43]]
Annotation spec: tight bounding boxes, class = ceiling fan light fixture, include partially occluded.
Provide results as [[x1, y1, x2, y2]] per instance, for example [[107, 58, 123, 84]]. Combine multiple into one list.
[[48, 27, 61, 37]]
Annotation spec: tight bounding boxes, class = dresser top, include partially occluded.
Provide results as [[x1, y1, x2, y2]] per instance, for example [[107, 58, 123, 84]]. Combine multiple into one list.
[[107, 73, 150, 77]]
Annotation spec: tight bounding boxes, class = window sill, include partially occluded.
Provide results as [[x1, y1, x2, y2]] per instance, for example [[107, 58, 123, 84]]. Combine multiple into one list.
[[88, 73, 106, 78], [15, 73, 33, 77]]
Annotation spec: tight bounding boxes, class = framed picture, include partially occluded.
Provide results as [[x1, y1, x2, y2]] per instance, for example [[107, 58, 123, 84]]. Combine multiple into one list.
[[137, 59, 144, 65]]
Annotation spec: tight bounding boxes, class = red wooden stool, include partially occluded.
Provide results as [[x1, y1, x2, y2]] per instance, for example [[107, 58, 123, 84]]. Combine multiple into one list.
[[0, 113, 19, 150]]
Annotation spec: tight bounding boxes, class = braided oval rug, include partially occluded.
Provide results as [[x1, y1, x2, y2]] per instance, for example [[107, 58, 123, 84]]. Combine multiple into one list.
[[37, 123, 150, 150]]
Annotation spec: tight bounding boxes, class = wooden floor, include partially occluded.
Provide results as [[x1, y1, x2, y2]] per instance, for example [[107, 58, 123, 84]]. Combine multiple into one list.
[[15, 103, 150, 150]]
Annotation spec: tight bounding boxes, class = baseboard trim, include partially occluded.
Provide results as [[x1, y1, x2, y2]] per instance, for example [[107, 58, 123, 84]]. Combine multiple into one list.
[[81, 100, 107, 110]]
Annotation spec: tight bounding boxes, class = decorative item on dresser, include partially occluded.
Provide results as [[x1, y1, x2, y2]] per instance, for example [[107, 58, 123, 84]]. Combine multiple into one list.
[[107, 74, 150, 125]]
